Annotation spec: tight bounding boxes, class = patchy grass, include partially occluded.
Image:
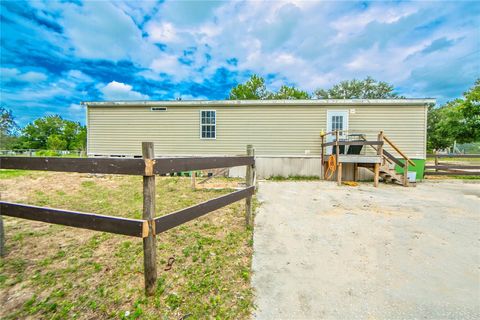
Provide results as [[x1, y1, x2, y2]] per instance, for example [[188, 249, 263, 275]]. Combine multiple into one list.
[[0, 172, 254, 319], [425, 175, 480, 180], [267, 175, 320, 181], [0, 169, 33, 180]]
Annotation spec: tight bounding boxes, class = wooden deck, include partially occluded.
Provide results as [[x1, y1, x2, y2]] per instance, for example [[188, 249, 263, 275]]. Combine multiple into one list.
[[323, 154, 381, 164]]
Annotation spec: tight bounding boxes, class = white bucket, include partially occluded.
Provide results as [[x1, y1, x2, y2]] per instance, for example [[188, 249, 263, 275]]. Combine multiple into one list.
[[407, 171, 416, 182]]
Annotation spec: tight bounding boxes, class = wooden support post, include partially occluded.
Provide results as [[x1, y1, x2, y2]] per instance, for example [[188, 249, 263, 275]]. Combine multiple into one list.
[[353, 163, 358, 182], [321, 134, 325, 180], [374, 163, 380, 187], [403, 161, 409, 187], [337, 162, 343, 186], [191, 171, 196, 190], [245, 145, 254, 228], [142, 142, 157, 296], [0, 213, 5, 257], [335, 131, 341, 185]]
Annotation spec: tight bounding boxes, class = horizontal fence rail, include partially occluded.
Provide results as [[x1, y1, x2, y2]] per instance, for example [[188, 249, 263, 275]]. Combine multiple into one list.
[[425, 153, 480, 176], [153, 156, 254, 175], [155, 186, 255, 234], [426, 154, 480, 158], [0, 202, 147, 237], [425, 165, 480, 170], [0, 156, 254, 175], [425, 171, 480, 176], [0, 142, 257, 295], [1, 157, 146, 175]]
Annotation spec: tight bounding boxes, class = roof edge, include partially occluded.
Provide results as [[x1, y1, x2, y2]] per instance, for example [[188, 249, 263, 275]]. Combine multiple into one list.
[[82, 98, 436, 107]]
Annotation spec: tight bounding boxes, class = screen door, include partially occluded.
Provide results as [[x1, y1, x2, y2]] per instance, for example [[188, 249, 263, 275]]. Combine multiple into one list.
[[326, 110, 349, 154]]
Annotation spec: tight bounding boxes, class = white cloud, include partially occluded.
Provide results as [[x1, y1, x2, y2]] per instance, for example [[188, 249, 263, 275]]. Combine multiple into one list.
[[62, 2, 159, 63], [19, 71, 48, 82], [1, 68, 47, 82], [100, 81, 149, 100], [146, 22, 179, 43]]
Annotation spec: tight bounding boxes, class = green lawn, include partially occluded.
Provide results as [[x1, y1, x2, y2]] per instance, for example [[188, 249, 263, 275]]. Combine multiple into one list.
[[0, 170, 254, 319]]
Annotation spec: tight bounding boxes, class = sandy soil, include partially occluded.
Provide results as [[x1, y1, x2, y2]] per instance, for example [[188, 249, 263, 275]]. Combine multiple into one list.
[[252, 180, 480, 319]]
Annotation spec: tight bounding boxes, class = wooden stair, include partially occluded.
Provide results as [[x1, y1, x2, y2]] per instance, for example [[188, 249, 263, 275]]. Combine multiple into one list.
[[359, 163, 411, 186], [321, 130, 416, 187], [378, 165, 405, 185]]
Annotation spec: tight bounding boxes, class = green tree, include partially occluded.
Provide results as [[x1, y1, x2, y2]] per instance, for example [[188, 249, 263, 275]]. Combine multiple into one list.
[[22, 115, 65, 149], [314, 76, 402, 99], [46, 134, 67, 150], [21, 115, 86, 150], [427, 79, 480, 150], [228, 75, 269, 100], [268, 85, 310, 99], [0, 106, 19, 149], [228, 75, 310, 100]]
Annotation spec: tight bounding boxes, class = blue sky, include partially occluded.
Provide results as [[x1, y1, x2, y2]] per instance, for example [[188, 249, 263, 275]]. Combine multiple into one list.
[[1, 0, 479, 126]]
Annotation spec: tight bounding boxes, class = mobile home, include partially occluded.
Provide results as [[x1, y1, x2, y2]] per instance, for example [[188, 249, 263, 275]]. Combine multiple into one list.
[[84, 99, 434, 179]]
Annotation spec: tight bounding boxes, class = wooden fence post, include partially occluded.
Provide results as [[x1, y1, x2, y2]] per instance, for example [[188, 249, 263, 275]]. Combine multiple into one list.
[[142, 142, 157, 296], [0, 214, 5, 257], [245, 145, 255, 228], [191, 171, 196, 190]]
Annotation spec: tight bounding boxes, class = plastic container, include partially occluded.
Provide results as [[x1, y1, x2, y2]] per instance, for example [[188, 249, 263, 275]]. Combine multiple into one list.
[[407, 171, 416, 182]]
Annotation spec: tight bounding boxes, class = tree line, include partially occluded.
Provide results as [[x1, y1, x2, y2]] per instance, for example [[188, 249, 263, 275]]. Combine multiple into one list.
[[1, 76, 478, 154], [0, 110, 86, 154], [229, 75, 479, 152]]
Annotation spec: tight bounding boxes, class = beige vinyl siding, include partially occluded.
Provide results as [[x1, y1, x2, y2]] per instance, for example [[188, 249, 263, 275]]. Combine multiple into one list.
[[87, 104, 427, 159], [346, 105, 427, 158]]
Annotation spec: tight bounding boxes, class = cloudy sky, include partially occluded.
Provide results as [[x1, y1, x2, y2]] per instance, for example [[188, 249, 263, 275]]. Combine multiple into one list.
[[1, 0, 479, 125]]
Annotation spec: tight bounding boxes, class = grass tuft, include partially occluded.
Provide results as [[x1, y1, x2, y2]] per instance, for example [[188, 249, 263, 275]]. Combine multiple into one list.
[[0, 172, 254, 319]]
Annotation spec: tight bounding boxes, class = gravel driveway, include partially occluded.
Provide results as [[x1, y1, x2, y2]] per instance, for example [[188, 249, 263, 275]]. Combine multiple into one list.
[[252, 180, 480, 319]]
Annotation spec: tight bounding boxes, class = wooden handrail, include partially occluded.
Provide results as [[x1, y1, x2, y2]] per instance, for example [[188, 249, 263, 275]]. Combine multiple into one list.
[[383, 135, 416, 167], [322, 140, 383, 147]]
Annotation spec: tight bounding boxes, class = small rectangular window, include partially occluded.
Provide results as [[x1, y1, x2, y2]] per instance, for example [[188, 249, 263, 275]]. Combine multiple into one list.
[[151, 107, 167, 111], [200, 110, 216, 139]]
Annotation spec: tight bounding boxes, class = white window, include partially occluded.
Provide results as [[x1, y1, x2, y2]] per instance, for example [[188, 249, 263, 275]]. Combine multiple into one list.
[[200, 110, 216, 139]]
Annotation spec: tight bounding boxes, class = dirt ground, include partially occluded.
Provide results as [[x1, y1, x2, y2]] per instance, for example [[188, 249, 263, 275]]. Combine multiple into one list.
[[252, 180, 480, 319]]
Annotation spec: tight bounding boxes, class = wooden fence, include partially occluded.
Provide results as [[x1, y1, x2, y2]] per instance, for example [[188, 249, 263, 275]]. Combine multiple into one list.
[[0, 142, 256, 295], [425, 154, 480, 176]]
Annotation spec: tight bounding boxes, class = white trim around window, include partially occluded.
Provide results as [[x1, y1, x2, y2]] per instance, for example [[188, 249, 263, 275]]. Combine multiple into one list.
[[199, 110, 216, 140]]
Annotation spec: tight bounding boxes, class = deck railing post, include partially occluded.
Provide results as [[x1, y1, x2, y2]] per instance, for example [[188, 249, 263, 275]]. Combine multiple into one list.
[[142, 142, 157, 296], [374, 131, 384, 187], [245, 145, 255, 228], [377, 131, 384, 163]]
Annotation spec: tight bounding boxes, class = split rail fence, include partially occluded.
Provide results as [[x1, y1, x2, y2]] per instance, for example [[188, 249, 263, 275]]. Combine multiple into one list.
[[0, 142, 256, 295], [425, 153, 480, 176]]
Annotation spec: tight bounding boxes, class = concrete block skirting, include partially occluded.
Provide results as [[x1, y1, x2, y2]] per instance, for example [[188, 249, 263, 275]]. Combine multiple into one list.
[[228, 156, 375, 180]]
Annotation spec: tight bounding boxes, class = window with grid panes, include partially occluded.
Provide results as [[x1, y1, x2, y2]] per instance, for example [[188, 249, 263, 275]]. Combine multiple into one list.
[[200, 110, 216, 139], [332, 115, 343, 132]]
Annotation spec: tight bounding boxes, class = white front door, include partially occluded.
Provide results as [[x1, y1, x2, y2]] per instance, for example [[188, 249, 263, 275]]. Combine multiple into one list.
[[326, 110, 349, 154]]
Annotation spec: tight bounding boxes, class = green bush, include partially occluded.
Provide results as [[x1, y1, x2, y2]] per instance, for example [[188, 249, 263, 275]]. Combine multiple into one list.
[[35, 150, 61, 157]]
